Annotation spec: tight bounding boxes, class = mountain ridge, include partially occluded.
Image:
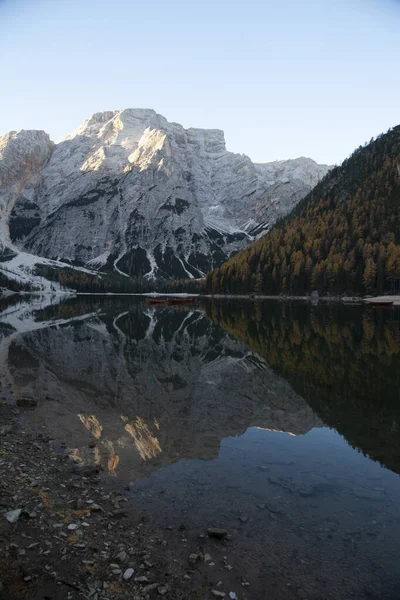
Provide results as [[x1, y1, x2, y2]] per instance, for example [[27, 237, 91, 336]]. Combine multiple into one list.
[[0, 109, 330, 286], [206, 125, 400, 296]]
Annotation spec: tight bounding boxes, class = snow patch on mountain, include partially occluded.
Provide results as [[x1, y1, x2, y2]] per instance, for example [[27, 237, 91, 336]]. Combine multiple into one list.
[[1, 251, 100, 292]]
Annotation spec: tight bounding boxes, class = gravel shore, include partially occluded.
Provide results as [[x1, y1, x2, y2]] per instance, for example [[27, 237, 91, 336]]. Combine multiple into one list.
[[0, 392, 244, 600]]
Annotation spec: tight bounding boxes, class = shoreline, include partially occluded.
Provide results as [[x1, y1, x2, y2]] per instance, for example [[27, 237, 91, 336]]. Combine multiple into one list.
[[202, 294, 364, 303], [3, 289, 400, 307], [0, 398, 244, 600]]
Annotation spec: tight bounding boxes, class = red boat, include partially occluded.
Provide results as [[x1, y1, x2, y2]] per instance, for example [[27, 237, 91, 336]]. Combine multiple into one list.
[[369, 300, 394, 307], [145, 298, 166, 305], [167, 298, 194, 306]]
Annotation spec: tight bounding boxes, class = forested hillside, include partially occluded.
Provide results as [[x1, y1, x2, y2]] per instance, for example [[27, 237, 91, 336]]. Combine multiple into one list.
[[206, 126, 400, 296]]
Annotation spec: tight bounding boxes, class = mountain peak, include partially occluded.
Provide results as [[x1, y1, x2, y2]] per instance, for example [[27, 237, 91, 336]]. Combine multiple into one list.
[[64, 108, 167, 142], [0, 109, 331, 283]]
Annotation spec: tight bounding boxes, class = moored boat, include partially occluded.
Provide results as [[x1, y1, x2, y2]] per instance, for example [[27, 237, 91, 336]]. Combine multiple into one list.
[[167, 298, 194, 306], [145, 298, 166, 305], [369, 300, 394, 307]]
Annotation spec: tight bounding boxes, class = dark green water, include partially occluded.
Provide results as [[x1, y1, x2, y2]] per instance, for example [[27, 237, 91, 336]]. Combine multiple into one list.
[[1, 295, 400, 599]]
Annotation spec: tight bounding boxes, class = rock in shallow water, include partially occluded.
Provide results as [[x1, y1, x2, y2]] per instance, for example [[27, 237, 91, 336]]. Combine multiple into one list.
[[5, 508, 21, 523], [158, 584, 169, 595], [123, 568, 134, 580], [115, 550, 128, 563], [16, 397, 38, 408], [207, 527, 228, 539], [188, 553, 199, 564]]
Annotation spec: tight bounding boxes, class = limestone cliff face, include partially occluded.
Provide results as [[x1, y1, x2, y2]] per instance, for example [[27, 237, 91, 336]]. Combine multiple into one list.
[[0, 109, 331, 278], [0, 130, 54, 256]]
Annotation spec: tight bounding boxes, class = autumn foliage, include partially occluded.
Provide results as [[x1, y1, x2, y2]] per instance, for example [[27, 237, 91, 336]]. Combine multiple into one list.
[[206, 126, 400, 296]]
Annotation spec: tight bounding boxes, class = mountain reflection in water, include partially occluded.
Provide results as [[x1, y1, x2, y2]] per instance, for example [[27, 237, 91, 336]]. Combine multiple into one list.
[[0, 296, 321, 478], [1, 295, 400, 599]]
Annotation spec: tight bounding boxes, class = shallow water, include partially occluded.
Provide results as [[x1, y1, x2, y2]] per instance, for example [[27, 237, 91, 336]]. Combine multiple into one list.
[[1, 295, 400, 599]]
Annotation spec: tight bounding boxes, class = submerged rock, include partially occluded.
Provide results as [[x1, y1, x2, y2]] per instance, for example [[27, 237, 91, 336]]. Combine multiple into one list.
[[189, 553, 200, 564], [115, 550, 128, 563], [158, 584, 169, 595], [207, 528, 228, 539], [5, 508, 21, 523], [123, 568, 134, 581], [16, 397, 37, 409]]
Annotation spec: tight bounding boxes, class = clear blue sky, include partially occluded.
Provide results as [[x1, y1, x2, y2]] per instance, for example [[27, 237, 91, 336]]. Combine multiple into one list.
[[0, 0, 399, 165]]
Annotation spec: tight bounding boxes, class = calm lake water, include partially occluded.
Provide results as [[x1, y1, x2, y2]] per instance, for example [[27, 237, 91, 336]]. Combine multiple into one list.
[[1, 295, 400, 599]]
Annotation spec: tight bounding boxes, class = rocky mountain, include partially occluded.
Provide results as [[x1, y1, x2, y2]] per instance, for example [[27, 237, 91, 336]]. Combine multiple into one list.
[[0, 130, 54, 257], [0, 109, 330, 281]]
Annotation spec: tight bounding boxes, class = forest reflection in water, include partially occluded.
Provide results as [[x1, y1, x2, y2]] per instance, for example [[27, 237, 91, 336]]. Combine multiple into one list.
[[1, 295, 400, 477], [1, 295, 400, 599], [204, 298, 400, 476]]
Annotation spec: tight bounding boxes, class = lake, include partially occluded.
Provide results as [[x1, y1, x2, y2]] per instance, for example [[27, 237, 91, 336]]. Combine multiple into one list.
[[1, 295, 400, 599]]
